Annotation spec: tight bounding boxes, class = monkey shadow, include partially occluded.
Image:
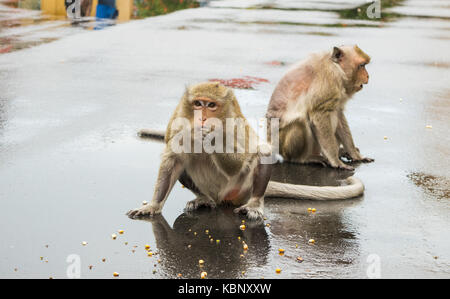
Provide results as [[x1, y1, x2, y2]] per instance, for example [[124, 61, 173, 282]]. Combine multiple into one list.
[[140, 207, 270, 279], [270, 162, 354, 186]]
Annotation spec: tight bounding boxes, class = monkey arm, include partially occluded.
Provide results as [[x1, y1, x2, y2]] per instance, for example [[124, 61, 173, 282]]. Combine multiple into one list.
[[127, 150, 184, 218], [336, 110, 374, 163], [309, 111, 354, 170]]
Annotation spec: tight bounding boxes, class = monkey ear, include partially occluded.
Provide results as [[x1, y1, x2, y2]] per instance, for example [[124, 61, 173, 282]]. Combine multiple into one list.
[[331, 47, 344, 63]]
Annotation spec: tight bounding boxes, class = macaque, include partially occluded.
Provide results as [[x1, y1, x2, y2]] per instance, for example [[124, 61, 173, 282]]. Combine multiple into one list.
[[129, 82, 365, 221], [266, 45, 374, 171]]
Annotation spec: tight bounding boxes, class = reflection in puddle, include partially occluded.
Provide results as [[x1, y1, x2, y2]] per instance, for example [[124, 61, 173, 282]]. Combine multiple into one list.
[[0, 0, 200, 53], [408, 172, 450, 199], [140, 208, 269, 279]]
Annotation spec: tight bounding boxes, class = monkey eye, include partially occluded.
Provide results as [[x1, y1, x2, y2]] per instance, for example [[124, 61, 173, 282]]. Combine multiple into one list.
[[207, 102, 216, 108], [193, 100, 202, 107], [359, 63, 366, 69]]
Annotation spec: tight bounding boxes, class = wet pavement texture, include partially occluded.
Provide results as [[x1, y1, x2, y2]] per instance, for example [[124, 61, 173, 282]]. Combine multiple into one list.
[[0, 0, 449, 278]]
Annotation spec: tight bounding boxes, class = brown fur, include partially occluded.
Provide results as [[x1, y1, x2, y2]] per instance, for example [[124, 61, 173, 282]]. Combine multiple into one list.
[[267, 45, 373, 170]]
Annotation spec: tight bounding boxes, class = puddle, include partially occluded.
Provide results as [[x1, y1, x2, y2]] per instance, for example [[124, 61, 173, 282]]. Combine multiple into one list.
[[408, 172, 450, 200], [0, 0, 199, 54]]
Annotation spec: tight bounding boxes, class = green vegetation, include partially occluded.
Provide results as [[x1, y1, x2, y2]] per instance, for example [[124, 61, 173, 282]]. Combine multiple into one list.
[[134, 0, 199, 18], [336, 0, 405, 21]]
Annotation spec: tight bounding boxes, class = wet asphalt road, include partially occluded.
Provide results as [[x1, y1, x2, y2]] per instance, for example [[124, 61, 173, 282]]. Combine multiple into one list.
[[0, 0, 449, 278]]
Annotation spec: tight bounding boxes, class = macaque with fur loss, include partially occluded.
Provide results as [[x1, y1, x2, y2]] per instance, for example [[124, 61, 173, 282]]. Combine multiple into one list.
[[267, 45, 374, 171], [128, 82, 365, 221]]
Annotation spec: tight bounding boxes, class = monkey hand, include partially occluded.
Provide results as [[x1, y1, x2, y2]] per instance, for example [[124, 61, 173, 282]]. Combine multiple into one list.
[[234, 199, 264, 221], [126, 204, 161, 219], [362, 156, 374, 163]]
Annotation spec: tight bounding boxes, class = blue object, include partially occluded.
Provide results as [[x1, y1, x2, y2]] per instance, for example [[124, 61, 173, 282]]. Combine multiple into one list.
[[96, 4, 118, 19]]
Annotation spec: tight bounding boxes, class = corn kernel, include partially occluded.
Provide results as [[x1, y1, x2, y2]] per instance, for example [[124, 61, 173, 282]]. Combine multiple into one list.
[[240, 225, 246, 231], [118, 230, 124, 234], [199, 259, 205, 265], [308, 239, 315, 244], [201, 271, 207, 279], [145, 244, 150, 250], [275, 268, 281, 274], [111, 234, 117, 240], [113, 272, 119, 277]]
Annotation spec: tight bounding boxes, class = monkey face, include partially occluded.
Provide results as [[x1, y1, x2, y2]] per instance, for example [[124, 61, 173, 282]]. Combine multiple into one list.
[[333, 45, 370, 94], [353, 62, 369, 92], [192, 97, 221, 130]]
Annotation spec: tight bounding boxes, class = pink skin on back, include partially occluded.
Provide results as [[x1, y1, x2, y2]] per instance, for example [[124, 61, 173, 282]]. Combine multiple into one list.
[[267, 64, 314, 119]]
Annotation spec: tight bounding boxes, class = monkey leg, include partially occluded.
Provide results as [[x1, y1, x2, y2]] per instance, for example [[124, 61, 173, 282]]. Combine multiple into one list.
[[127, 151, 184, 218], [185, 196, 217, 212], [178, 170, 217, 211], [279, 121, 307, 162], [234, 161, 272, 221], [310, 112, 354, 171]]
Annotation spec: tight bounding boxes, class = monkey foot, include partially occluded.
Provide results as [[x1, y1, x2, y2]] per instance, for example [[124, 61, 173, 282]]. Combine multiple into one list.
[[184, 198, 216, 212], [234, 205, 264, 221], [333, 163, 355, 171]]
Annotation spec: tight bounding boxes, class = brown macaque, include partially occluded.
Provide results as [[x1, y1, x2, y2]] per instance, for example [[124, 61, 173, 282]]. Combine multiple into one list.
[[129, 82, 366, 221], [128, 82, 272, 220], [266, 45, 374, 171]]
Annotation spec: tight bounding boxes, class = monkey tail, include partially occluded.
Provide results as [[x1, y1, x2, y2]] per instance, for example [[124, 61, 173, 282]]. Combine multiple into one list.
[[265, 176, 364, 200], [138, 129, 166, 141]]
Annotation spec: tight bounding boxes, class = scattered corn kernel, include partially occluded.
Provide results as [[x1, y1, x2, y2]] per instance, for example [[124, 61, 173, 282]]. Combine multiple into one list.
[[111, 234, 117, 240], [113, 272, 119, 277], [308, 239, 315, 244], [240, 225, 246, 231], [243, 244, 248, 250], [145, 244, 150, 250], [147, 252, 153, 257], [205, 229, 209, 234], [216, 239, 220, 244], [102, 258, 106, 262], [297, 257, 304, 263], [426, 125, 432, 129], [307, 208, 312, 212], [142, 201, 148, 205], [384, 136, 388, 140], [118, 230, 124, 234], [199, 259, 205, 265], [201, 272, 207, 279], [266, 223, 270, 227], [311, 208, 316, 213], [40, 256, 44, 261], [275, 268, 281, 274], [124, 242, 128, 245], [278, 248, 285, 254], [187, 244, 192, 249], [177, 273, 182, 278], [82, 241, 87, 246]]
